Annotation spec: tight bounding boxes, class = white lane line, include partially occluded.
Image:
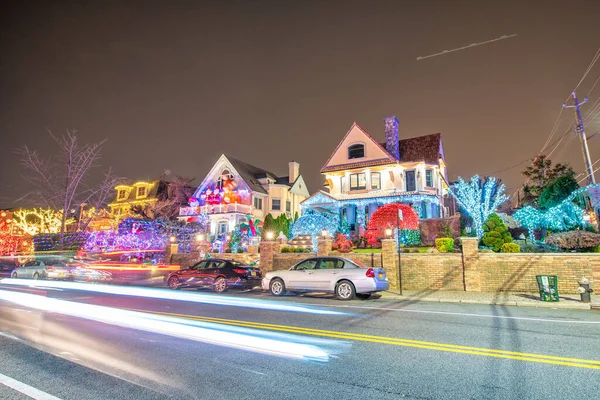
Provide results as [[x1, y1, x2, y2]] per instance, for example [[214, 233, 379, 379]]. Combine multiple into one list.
[[0, 372, 63, 400], [300, 303, 600, 324]]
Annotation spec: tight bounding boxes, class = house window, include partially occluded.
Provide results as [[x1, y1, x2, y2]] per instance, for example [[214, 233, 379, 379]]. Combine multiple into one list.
[[341, 176, 346, 192], [405, 170, 416, 192], [348, 144, 365, 159], [253, 197, 263, 210], [426, 169, 433, 187], [118, 190, 127, 200], [286, 200, 291, 212], [217, 170, 233, 189], [271, 198, 281, 211], [350, 173, 366, 190], [218, 221, 228, 235], [137, 186, 147, 198], [371, 172, 381, 190]]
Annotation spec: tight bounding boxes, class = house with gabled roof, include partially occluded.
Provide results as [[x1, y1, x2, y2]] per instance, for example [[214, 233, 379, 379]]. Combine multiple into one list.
[[180, 154, 310, 238], [301, 115, 449, 234]]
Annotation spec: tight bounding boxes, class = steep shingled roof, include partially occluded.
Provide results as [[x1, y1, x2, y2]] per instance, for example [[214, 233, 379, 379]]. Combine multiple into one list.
[[380, 133, 444, 164], [226, 155, 292, 194]]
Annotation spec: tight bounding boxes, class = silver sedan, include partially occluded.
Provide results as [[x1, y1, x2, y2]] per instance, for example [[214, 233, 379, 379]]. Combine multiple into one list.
[[11, 260, 70, 280], [262, 257, 389, 300]]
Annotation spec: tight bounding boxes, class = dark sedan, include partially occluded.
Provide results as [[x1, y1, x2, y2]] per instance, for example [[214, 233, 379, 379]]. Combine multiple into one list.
[[167, 258, 262, 293]]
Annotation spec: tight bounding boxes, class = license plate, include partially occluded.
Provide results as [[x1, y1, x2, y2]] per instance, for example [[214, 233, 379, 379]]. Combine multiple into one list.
[[378, 273, 383, 278], [58, 273, 65, 277]]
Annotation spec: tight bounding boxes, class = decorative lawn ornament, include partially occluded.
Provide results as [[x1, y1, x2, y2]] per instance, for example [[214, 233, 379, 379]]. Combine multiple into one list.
[[365, 203, 420, 247], [240, 215, 263, 237], [291, 210, 339, 252], [449, 175, 508, 239]]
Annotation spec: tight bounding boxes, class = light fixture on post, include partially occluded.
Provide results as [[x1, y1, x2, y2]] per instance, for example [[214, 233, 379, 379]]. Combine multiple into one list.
[[169, 236, 176, 243], [266, 231, 274, 240], [321, 229, 328, 238], [196, 233, 204, 242], [465, 225, 472, 237], [385, 228, 393, 237], [226, 234, 231, 241]]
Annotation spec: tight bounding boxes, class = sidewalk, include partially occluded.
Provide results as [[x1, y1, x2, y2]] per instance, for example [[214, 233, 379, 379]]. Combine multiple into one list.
[[378, 290, 600, 310]]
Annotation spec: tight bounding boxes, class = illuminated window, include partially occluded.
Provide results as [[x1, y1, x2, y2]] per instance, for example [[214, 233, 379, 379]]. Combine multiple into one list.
[[371, 172, 381, 190], [348, 144, 365, 159], [118, 190, 127, 200], [286, 200, 291, 212], [137, 186, 147, 198], [217, 170, 233, 189], [350, 173, 366, 190], [426, 169, 433, 187]]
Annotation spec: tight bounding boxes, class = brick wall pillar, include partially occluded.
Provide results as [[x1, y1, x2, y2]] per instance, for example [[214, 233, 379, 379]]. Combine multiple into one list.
[[164, 243, 179, 264], [317, 238, 333, 257], [247, 244, 258, 254], [381, 239, 399, 290], [460, 237, 480, 292], [259, 240, 278, 273]]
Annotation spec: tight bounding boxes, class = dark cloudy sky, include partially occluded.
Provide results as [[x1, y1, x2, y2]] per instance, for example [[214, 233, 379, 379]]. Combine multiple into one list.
[[1, 0, 600, 208]]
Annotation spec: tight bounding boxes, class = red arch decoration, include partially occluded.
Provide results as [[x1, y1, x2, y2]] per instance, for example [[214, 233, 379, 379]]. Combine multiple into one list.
[[365, 203, 419, 246]]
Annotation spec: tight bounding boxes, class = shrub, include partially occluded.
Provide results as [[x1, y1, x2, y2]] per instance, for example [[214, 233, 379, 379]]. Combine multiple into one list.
[[435, 238, 454, 253], [224, 248, 232, 253], [501, 243, 520, 253], [281, 247, 291, 253], [481, 214, 512, 252], [585, 224, 598, 233], [237, 248, 244, 254], [333, 233, 353, 253], [304, 248, 312, 253], [294, 247, 305, 253], [593, 245, 600, 253], [546, 230, 600, 250]]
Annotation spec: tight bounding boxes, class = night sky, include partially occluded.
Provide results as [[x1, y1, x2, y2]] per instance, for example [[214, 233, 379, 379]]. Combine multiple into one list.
[[1, 0, 599, 209]]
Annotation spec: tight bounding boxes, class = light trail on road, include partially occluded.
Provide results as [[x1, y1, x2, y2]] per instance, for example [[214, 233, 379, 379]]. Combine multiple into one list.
[[0, 289, 345, 362], [136, 309, 600, 370], [0, 279, 347, 315]]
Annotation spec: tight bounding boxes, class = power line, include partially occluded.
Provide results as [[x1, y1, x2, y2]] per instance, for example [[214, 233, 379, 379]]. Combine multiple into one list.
[[416, 34, 518, 60]]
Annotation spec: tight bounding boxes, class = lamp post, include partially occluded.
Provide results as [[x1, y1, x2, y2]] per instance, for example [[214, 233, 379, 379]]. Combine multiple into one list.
[[397, 209, 403, 295], [465, 225, 472, 237]]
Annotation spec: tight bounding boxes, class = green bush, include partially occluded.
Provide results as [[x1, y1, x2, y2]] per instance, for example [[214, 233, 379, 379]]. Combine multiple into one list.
[[281, 246, 290, 253], [593, 245, 600, 253], [435, 238, 454, 253], [237, 248, 244, 254], [501, 243, 520, 253], [293, 247, 305, 253], [482, 214, 512, 252]]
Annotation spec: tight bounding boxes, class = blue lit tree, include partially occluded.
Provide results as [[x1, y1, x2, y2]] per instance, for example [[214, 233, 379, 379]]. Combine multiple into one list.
[[291, 210, 339, 252], [338, 214, 350, 236], [449, 176, 508, 239]]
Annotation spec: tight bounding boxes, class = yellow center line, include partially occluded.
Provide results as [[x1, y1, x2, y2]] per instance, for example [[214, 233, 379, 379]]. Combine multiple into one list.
[[128, 308, 600, 370]]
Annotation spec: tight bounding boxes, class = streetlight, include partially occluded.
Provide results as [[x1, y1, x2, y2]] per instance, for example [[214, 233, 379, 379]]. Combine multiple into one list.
[[266, 231, 274, 240], [397, 208, 403, 295]]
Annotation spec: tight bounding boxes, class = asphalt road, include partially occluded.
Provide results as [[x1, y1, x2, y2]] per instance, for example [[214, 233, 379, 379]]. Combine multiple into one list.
[[0, 279, 599, 400]]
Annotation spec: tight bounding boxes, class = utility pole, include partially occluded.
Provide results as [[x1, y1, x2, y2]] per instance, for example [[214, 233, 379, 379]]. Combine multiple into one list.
[[564, 92, 595, 184]]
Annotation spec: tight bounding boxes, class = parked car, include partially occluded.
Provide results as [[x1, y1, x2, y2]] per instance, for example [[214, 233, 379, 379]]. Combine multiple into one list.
[[167, 258, 262, 293], [262, 257, 389, 300], [10, 259, 70, 280]]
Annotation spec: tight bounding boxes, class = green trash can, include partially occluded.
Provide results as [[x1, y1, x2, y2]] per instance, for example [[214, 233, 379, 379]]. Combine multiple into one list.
[[536, 275, 559, 302]]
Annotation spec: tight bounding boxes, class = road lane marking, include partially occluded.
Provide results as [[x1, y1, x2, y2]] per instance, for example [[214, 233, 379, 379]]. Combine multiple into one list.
[[0, 372, 63, 400], [131, 309, 600, 370], [300, 303, 600, 324]]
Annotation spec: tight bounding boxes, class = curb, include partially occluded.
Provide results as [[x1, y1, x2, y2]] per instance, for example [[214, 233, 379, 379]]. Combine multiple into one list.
[[378, 295, 594, 310]]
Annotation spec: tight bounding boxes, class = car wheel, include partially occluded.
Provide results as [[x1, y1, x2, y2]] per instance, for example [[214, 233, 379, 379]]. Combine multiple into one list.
[[33, 272, 40, 280], [356, 293, 372, 300], [214, 277, 227, 293], [270, 278, 286, 296], [11, 271, 17, 279], [335, 280, 356, 300], [168, 276, 180, 290]]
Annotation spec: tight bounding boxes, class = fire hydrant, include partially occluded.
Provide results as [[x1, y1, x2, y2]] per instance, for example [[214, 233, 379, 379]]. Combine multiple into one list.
[[577, 276, 594, 303]]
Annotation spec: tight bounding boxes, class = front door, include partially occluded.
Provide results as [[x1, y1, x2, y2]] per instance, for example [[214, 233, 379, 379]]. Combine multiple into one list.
[[405, 171, 416, 192], [286, 258, 318, 290]]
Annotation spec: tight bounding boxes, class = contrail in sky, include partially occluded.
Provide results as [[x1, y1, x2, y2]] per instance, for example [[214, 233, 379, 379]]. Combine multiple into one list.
[[417, 34, 518, 60]]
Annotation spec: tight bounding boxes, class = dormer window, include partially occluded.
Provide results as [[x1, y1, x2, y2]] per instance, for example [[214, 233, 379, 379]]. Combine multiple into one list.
[[348, 144, 365, 159], [118, 189, 127, 200], [137, 186, 147, 198]]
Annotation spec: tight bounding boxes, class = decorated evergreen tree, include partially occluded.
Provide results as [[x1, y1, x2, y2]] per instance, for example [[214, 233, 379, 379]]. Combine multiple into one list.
[[338, 214, 350, 236], [481, 214, 512, 252]]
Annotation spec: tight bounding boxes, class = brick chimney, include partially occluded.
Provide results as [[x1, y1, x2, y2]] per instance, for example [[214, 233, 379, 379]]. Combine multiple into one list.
[[384, 116, 400, 160], [289, 161, 300, 184]]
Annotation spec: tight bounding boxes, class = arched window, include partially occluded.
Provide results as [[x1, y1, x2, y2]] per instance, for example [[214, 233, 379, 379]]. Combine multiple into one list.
[[217, 169, 233, 189], [348, 144, 365, 159]]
